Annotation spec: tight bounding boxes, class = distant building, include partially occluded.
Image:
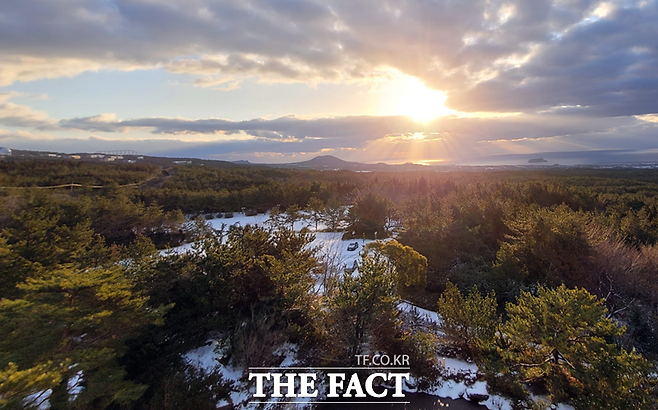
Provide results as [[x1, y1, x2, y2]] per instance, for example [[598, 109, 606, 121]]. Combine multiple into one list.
[[69, 155, 81, 160], [0, 147, 11, 156], [173, 160, 192, 165]]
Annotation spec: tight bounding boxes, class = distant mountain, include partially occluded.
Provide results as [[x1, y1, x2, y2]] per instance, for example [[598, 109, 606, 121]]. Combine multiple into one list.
[[6, 150, 427, 171], [10, 149, 658, 172], [283, 155, 359, 169], [272, 155, 429, 171]]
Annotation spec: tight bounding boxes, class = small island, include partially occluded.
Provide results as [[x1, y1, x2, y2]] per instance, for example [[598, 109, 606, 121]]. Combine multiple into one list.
[[528, 157, 549, 163]]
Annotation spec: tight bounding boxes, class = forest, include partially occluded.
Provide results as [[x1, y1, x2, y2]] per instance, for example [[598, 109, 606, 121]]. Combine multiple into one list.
[[1, 158, 658, 409]]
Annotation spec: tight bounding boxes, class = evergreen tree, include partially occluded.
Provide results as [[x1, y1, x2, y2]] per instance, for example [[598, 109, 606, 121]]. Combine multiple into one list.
[[348, 193, 390, 238], [495, 204, 594, 289], [367, 239, 427, 288], [266, 205, 288, 230], [0, 362, 62, 409], [284, 204, 303, 230], [328, 254, 399, 360], [436, 281, 498, 358], [321, 197, 346, 232], [0, 265, 167, 409], [498, 285, 656, 408], [306, 197, 325, 231]]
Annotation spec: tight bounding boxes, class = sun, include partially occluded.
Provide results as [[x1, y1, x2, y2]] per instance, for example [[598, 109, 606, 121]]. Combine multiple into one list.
[[374, 71, 453, 123], [393, 77, 451, 123]]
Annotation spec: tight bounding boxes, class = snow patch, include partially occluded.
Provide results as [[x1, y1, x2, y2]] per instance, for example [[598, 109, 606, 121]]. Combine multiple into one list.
[[443, 357, 478, 373], [184, 340, 222, 371], [23, 389, 51, 410], [399, 300, 442, 325], [67, 371, 84, 402], [482, 395, 514, 410]]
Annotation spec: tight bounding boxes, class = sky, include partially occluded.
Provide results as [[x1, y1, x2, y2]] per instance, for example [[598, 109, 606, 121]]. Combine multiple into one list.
[[1, 0, 657, 165]]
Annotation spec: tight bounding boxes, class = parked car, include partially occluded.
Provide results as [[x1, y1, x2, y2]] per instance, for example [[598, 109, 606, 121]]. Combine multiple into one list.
[[347, 242, 359, 251]]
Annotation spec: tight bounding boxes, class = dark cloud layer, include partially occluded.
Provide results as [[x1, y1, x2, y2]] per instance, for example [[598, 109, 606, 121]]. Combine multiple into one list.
[[1, 106, 656, 164], [55, 111, 641, 142], [2, 0, 658, 117], [49, 111, 658, 162]]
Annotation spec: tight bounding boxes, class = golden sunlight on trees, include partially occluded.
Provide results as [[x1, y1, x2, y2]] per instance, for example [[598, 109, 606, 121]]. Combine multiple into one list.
[[4, 159, 658, 408], [495, 285, 657, 409], [366, 239, 427, 288], [0, 265, 167, 409], [0, 362, 62, 409], [436, 281, 497, 359], [495, 204, 594, 289]]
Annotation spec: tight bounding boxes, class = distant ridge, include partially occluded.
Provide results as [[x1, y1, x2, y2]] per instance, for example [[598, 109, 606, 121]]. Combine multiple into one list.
[[13, 148, 658, 171], [286, 155, 359, 169], [4, 148, 250, 169], [272, 155, 428, 171]]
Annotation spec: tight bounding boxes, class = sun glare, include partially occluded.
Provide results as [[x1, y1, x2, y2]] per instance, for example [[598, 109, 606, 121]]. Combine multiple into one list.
[[393, 77, 451, 123], [375, 72, 453, 123]]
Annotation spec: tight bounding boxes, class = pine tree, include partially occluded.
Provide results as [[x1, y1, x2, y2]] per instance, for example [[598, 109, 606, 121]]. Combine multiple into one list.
[[0, 265, 167, 409], [499, 285, 656, 408], [321, 197, 346, 232], [367, 239, 428, 288], [306, 197, 325, 232], [0, 362, 63, 409], [329, 254, 399, 360], [436, 281, 498, 358], [348, 193, 390, 237]]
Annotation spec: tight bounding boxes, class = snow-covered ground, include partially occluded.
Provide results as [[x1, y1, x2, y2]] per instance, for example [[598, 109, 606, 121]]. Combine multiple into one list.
[[161, 213, 276, 256], [400, 300, 442, 325], [176, 213, 575, 410], [205, 211, 321, 232], [183, 303, 574, 410], [19, 370, 85, 410], [184, 337, 506, 410], [185, 340, 249, 408], [310, 231, 375, 276], [398, 302, 574, 410], [163, 213, 376, 273]]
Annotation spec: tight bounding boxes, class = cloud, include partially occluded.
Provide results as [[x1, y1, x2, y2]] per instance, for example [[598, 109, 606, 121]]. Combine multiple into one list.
[[3, 0, 658, 163], [0, 128, 39, 140], [57, 113, 421, 141], [1, 0, 657, 116], [0, 93, 56, 128], [637, 114, 658, 123], [54, 111, 639, 141], [0, 107, 656, 164], [0, 55, 150, 87], [45, 110, 658, 163], [0, 92, 20, 103]]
